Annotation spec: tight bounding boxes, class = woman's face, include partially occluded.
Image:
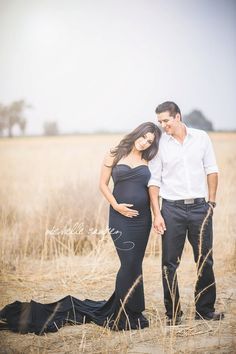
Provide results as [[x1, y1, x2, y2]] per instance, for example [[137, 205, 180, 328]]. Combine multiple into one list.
[[134, 132, 155, 151]]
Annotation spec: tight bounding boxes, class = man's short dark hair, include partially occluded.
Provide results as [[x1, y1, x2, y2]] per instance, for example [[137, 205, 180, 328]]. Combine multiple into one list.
[[155, 101, 182, 119]]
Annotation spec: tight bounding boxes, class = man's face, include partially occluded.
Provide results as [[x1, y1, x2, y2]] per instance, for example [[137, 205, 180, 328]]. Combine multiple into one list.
[[157, 111, 180, 135]]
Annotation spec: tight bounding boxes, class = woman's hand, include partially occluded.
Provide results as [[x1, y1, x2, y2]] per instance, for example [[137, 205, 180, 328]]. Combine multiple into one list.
[[113, 203, 139, 218]]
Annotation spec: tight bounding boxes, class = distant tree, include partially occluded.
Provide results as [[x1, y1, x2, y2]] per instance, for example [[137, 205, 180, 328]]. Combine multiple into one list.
[[0, 119, 4, 136], [0, 104, 7, 136], [18, 118, 27, 135], [0, 100, 30, 137], [43, 121, 59, 136], [183, 110, 214, 131], [7, 100, 30, 137]]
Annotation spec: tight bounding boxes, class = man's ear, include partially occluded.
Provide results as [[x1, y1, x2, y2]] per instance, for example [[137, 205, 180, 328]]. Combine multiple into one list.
[[175, 113, 181, 122]]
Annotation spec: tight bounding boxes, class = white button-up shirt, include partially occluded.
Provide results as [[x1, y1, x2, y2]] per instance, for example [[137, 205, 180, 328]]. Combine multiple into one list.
[[148, 127, 219, 200]]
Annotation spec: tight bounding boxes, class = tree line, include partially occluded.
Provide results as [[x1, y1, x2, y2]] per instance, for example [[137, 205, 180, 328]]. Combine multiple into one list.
[[0, 100, 59, 137], [0, 100, 214, 137]]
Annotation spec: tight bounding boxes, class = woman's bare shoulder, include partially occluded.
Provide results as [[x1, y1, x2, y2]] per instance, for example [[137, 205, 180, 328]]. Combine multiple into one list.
[[103, 149, 115, 167]]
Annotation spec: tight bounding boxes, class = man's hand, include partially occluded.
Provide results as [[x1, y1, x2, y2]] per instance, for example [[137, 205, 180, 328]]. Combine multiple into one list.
[[153, 214, 166, 235], [114, 203, 139, 218], [207, 201, 215, 216]]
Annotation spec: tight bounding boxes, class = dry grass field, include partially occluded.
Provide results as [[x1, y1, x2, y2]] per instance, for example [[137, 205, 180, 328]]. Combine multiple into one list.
[[0, 132, 235, 353]]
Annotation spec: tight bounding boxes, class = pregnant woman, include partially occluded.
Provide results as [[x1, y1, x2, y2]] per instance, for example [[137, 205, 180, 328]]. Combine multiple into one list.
[[0, 122, 161, 334]]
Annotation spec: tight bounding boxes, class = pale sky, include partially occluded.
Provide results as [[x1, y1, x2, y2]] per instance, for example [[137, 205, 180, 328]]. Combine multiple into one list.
[[0, 0, 235, 134]]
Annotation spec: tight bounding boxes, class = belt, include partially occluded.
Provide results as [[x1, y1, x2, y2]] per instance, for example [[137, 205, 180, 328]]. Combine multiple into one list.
[[163, 198, 205, 205]]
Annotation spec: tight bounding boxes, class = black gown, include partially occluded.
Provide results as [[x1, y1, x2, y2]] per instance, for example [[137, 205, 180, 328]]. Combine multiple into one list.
[[0, 164, 152, 334]]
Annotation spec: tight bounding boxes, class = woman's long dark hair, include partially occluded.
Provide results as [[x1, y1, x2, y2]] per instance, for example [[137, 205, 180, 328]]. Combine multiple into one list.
[[110, 122, 161, 167]]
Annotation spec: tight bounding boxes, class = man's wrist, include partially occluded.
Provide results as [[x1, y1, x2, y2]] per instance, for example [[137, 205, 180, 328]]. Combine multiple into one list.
[[208, 201, 216, 208]]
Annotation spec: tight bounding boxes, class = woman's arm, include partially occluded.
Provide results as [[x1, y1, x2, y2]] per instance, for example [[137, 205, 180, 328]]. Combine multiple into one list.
[[99, 152, 139, 218], [99, 152, 119, 209]]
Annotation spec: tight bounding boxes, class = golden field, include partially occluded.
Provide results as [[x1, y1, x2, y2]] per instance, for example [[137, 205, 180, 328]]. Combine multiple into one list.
[[0, 132, 235, 353]]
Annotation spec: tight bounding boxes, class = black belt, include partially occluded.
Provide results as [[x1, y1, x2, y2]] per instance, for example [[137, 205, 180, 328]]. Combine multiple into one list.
[[163, 198, 205, 205]]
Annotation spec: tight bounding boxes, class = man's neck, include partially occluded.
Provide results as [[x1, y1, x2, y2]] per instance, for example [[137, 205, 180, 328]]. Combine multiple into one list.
[[171, 123, 187, 144]]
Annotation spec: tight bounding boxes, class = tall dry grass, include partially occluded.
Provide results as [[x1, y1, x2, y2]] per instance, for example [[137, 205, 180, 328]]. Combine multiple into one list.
[[0, 134, 162, 266], [0, 132, 235, 353]]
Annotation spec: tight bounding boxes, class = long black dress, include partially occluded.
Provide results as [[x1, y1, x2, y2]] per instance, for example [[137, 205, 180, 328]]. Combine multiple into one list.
[[0, 164, 152, 334]]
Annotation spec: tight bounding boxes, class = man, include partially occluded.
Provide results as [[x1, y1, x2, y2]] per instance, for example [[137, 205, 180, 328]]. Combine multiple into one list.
[[148, 101, 224, 325]]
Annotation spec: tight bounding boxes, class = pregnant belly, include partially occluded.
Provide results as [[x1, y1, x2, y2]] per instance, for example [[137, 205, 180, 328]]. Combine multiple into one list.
[[113, 187, 149, 210]]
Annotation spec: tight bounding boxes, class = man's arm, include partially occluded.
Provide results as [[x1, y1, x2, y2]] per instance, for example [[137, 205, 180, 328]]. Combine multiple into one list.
[[207, 172, 218, 203], [149, 186, 166, 234], [202, 132, 219, 205], [148, 152, 166, 234]]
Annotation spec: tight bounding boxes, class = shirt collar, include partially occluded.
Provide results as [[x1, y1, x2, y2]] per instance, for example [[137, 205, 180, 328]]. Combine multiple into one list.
[[164, 124, 193, 141], [185, 125, 193, 137]]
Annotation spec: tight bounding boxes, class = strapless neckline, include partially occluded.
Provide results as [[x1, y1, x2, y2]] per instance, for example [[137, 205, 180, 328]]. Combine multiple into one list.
[[115, 164, 148, 170]]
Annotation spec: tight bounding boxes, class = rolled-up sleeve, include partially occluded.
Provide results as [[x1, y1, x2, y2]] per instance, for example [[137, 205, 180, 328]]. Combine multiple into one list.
[[203, 133, 219, 175], [148, 154, 162, 187]]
